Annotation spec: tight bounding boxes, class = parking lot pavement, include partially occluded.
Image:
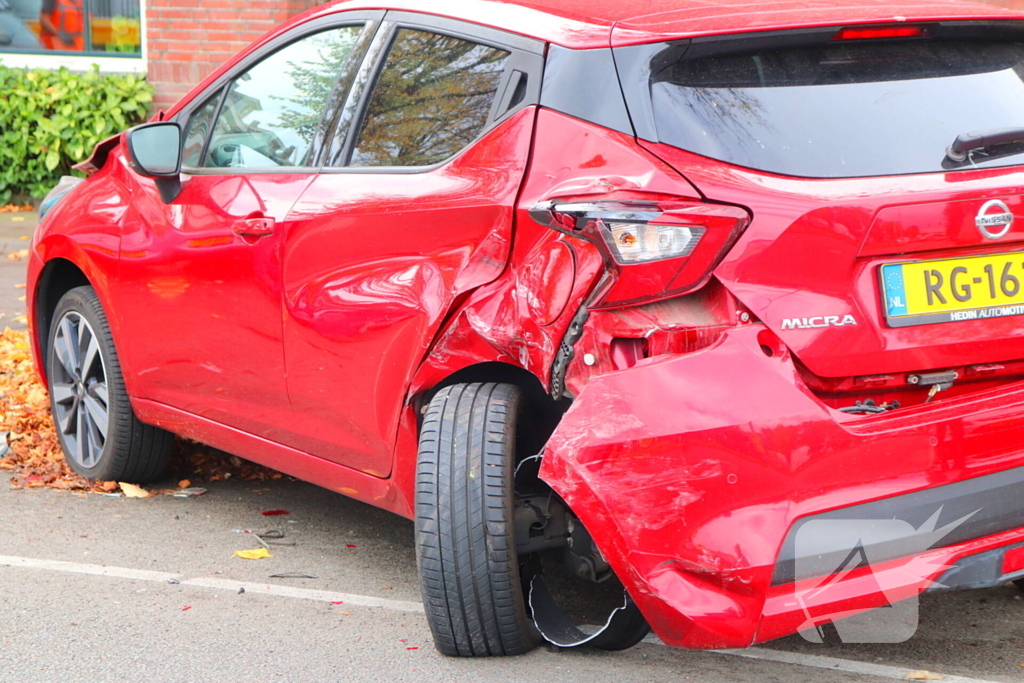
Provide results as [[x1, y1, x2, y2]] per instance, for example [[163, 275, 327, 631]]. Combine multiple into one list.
[[0, 211, 35, 330], [0, 479, 1022, 683]]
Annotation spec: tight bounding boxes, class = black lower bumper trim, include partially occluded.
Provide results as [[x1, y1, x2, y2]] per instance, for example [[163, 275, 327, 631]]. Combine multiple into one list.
[[773, 465, 1024, 585]]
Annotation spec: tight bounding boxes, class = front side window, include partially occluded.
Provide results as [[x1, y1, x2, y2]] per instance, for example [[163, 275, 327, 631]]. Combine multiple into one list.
[[349, 29, 509, 167], [181, 91, 220, 168], [195, 25, 365, 169], [0, 0, 141, 55]]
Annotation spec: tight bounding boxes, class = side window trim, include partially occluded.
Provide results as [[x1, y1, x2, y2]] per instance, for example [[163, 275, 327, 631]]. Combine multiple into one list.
[[322, 11, 544, 173], [321, 20, 397, 168], [174, 10, 386, 175], [194, 86, 230, 168], [309, 19, 386, 167]]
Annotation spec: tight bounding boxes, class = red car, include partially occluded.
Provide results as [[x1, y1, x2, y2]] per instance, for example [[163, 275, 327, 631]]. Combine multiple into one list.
[[27, 0, 1024, 657]]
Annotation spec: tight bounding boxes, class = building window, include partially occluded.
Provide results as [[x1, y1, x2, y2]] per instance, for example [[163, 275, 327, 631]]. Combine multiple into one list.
[[0, 0, 141, 56]]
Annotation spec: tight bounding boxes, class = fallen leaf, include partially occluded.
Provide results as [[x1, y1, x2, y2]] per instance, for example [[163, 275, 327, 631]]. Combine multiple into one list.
[[0, 328, 290, 494], [262, 509, 289, 516], [906, 672, 944, 681], [13, 283, 25, 288], [339, 611, 353, 615], [234, 548, 273, 560], [178, 479, 191, 488], [331, 601, 344, 605], [10, 216, 24, 222], [19, 236, 28, 241], [119, 482, 150, 498], [406, 647, 419, 650], [181, 605, 192, 611], [346, 544, 357, 548]]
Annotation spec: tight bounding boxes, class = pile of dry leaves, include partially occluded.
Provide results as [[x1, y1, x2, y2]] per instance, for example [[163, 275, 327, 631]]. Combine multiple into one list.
[[0, 327, 287, 493], [0, 204, 34, 213]]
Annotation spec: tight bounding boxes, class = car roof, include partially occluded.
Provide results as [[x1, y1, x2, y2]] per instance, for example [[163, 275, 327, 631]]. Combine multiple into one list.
[[315, 0, 1024, 48]]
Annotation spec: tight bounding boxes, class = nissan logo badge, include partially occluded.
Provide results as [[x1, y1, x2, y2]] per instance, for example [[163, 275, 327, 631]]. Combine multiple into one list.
[[976, 199, 1014, 240]]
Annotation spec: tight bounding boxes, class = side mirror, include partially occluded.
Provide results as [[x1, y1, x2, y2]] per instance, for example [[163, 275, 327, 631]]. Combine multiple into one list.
[[124, 122, 183, 203]]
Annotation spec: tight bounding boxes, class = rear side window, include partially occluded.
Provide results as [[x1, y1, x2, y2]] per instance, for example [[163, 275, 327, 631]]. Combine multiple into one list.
[[648, 40, 1024, 178], [349, 29, 509, 167]]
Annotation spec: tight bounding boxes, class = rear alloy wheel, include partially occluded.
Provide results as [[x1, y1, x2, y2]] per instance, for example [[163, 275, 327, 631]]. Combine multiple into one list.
[[47, 286, 173, 483], [415, 382, 649, 657]]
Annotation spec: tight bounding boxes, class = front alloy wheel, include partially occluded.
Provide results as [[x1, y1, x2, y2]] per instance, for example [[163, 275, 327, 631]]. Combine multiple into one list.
[[50, 310, 109, 468], [47, 286, 173, 482]]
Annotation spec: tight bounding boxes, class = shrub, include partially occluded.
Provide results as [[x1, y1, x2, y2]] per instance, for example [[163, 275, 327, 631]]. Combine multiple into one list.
[[0, 65, 153, 202]]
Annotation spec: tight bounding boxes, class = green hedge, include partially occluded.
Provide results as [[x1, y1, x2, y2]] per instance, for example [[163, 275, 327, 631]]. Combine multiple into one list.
[[0, 65, 153, 202]]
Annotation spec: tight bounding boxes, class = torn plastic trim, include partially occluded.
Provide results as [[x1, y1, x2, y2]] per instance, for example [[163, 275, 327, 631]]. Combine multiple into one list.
[[528, 574, 644, 648], [550, 303, 591, 399], [550, 270, 615, 399]]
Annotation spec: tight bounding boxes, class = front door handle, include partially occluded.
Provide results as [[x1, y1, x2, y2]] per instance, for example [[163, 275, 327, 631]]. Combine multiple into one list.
[[232, 216, 275, 238]]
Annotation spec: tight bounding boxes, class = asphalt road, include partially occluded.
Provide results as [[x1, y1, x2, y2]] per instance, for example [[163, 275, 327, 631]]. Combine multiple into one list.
[[2, 212, 1024, 682], [1, 479, 1024, 683]]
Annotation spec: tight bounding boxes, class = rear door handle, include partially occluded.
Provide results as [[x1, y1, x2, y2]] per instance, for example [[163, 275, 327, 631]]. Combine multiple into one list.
[[232, 216, 275, 238]]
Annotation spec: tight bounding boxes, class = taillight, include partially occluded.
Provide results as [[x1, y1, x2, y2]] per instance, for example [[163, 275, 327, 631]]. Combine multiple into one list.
[[529, 199, 750, 307]]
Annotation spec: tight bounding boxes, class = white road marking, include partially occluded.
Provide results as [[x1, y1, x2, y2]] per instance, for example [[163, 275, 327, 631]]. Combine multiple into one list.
[[0, 554, 423, 614], [182, 577, 424, 613], [714, 646, 1003, 683], [0, 555, 181, 582], [0, 554, 1001, 682]]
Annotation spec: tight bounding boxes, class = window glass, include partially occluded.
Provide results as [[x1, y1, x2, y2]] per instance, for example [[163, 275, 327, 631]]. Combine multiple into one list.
[[201, 25, 364, 169], [650, 40, 1024, 178], [88, 0, 141, 53], [0, 0, 141, 54], [182, 91, 220, 168], [349, 29, 509, 167]]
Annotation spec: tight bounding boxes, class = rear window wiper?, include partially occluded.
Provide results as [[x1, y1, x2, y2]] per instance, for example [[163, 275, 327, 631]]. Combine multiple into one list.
[[946, 127, 1024, 162]]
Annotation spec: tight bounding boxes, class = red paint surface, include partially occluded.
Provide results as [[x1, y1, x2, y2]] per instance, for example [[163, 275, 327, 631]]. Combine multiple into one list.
[[26, 0, 1024, 654], [1002, 545, 1024, 575]]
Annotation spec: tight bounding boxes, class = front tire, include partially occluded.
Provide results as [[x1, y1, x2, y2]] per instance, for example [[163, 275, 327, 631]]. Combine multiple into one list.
[[415, 383, 539, 657], [46, 286, 173, 483]]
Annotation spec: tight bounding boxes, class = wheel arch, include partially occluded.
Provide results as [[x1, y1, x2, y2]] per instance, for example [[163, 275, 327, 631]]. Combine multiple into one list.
[[32, 257, 92, 385], [415, 361, 569, 452]]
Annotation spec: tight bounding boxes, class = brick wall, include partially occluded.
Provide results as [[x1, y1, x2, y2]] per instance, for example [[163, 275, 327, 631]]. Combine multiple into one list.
[[146, 0, 322, 111]]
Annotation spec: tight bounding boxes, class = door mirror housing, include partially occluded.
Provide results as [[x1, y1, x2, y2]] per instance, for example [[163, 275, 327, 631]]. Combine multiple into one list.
[[124, 122, 183, 203]]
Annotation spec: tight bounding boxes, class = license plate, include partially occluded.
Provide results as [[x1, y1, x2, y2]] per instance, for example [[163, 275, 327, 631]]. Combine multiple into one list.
[[880, 251, 1024, 327]]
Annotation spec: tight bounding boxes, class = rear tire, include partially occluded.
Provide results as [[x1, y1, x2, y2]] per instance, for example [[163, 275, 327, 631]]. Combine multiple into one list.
[[415, 383, 539, 657], [46, 286, 173, 483], [1014, 578, 1024, 591]]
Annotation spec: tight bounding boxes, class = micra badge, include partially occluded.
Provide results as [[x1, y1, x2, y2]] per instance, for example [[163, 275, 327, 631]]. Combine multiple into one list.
[[781, 315, 858, 330]]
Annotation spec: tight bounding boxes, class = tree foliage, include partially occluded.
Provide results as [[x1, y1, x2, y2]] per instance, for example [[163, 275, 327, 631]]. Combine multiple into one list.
[[350, 30, 508, 167]]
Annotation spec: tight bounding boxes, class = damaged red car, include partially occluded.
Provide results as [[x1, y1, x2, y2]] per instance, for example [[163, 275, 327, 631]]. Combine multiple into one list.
[[27, 0, 1024, 656]]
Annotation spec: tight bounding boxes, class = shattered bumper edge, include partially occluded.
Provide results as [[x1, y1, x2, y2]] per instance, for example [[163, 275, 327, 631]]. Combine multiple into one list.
[[539, 325, 1024, 649]]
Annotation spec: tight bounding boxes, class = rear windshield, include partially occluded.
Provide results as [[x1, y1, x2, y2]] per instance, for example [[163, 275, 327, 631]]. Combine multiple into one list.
[[650, 40, 1024, 178]]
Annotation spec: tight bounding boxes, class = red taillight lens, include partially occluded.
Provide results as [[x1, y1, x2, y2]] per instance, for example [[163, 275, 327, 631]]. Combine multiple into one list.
[[529, 199, 750, 307], [833, 25, 926, 41]]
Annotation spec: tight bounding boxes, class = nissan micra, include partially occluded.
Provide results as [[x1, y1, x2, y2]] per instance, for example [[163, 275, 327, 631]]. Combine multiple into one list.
[[28, 0, 1024, 656]]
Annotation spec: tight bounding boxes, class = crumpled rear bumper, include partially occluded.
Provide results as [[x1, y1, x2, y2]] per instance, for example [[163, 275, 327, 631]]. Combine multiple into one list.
[[539, 325, 1024, 649]]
